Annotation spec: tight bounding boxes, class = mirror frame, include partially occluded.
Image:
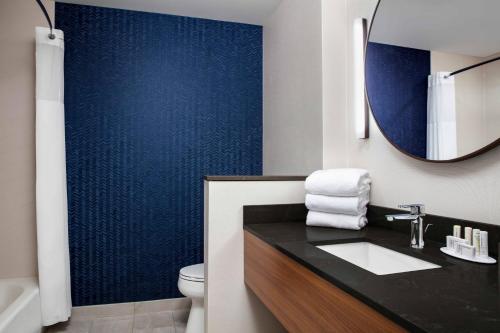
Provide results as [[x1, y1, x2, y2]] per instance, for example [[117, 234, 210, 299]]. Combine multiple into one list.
[[365, 0, 500, 163]]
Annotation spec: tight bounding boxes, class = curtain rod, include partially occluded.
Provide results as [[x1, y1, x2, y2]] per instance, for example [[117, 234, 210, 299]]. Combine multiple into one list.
[[35, 0, 55, 39], [447, 55, 500, 78]]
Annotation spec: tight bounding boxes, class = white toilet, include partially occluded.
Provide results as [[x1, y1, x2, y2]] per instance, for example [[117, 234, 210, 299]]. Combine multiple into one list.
[[178, 263, 205, 333]]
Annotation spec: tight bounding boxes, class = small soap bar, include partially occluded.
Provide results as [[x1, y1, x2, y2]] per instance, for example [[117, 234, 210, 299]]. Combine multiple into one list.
[[446, 235, 454, 249], [453, 225, 461, 238], [450, 236, 466, 252], [457, 243, 476, 259]]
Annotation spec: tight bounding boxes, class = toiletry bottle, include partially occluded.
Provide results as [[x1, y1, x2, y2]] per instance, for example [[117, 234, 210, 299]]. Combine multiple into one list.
[[464, 227, 472, 245], [472, 229, 481, 255], [479, 231, 489, 257]]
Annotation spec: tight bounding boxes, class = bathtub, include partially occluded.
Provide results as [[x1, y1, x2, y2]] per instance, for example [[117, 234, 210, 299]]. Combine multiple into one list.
[[0, 278, 42, 333]]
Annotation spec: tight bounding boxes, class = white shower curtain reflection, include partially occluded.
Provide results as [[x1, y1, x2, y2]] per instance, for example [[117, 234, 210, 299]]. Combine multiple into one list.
[[426, 72, 457, 160], [35, 26, 72, 326]]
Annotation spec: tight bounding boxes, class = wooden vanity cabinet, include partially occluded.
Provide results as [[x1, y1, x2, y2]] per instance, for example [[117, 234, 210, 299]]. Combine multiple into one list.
[[244, 231, 407, 333]]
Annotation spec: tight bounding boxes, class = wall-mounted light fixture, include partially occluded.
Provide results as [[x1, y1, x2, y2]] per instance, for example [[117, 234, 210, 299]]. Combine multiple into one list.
[[353, 17, 369, 139]]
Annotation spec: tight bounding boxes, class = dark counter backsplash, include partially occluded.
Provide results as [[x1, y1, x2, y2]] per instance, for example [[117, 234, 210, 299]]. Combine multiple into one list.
[[243, 203, 500, 257]]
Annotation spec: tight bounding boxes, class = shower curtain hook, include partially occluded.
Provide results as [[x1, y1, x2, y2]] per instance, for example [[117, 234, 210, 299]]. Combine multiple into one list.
[[35, 0, 56, 39]]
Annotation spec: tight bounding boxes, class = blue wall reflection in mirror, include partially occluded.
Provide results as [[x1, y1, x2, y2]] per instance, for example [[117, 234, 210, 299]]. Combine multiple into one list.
[[366, 42, 430, 158]]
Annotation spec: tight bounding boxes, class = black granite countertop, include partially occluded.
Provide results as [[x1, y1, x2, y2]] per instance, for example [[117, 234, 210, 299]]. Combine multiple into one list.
[[244, 221, 500, 333]]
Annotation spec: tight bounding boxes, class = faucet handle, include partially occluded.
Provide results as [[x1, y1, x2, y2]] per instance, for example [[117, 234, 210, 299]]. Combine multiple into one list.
[[398, 204, 425, 215]]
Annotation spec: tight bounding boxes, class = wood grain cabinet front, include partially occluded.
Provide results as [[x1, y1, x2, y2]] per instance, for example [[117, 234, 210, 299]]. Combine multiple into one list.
[[244, 231, 407, 333]]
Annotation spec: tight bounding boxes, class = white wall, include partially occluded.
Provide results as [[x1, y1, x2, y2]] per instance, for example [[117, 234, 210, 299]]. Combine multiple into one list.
[[482, 53, 500, 147], [204, 180, 305, 333], [0, 0, 55, 278], [334, 0, 500, 225], [263, 0, 324, 175], [263, 0, 500, 225], [321, 0, 349, 168]]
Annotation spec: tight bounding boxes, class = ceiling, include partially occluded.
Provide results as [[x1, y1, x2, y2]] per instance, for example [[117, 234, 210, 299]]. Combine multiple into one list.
[[369, 0, 500, 58], [55, 0, 282, 25]]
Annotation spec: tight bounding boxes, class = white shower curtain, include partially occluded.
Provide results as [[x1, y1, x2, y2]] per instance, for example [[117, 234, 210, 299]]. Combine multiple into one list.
[[35, 26, 72, 326], [426, 72, 458, 160]]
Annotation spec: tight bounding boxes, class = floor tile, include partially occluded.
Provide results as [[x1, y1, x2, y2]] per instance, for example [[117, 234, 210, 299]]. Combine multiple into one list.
[[172, 308, 191, 323], [173, 322, 186, 333], [72, 302, 134, 319], [172, 309, 189, 324], [135, 298, 190, 314], [132, 312, 175, 333], [172, 308, 189, 333], [47, 299, 189, 333], [133, 313, 151, 330], [46, 318, 92, 333], [91, 315, 133, 333], [152, 327, 175, 333], [151, 311, 174, 327]]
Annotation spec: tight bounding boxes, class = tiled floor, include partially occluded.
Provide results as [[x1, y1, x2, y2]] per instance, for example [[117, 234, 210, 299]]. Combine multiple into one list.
[[46, 298, 191, 333]]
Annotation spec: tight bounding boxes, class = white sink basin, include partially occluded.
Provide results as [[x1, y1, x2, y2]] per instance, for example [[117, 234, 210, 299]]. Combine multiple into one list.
[[316, 242, 441, 275]]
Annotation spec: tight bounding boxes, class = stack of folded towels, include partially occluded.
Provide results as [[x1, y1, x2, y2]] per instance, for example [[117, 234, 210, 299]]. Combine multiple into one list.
[[305, 169, 371, 230]]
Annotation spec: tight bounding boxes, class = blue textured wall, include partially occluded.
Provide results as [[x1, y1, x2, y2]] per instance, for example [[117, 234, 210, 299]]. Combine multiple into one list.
[[56, 3, 262, 306], [365, 42, 430, 158]]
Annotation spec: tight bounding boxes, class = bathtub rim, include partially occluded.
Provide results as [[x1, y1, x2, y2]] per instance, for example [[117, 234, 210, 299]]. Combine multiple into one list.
[[0, 277, 39, 332]]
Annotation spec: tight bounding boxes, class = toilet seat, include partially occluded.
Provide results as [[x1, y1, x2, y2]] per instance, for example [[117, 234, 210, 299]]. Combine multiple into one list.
[[180, 263, 204, 283]]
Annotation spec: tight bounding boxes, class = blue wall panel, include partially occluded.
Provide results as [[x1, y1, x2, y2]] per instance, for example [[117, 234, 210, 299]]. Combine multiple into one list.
[[56, 3, 262, 306], [366, 42, 430, 158]]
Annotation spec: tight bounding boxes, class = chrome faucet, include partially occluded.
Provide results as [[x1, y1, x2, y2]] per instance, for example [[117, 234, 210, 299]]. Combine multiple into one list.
[[386, 204, 431, 249]]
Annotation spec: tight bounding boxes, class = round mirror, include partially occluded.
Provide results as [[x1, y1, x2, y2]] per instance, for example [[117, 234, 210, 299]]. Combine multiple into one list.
[[365, 0, 500, 162]]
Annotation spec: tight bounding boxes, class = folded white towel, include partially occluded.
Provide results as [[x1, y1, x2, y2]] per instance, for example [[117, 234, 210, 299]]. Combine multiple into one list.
[[305, 193, 369, 215], [306, 211, 367, 230], [305, 168, 371, 197]]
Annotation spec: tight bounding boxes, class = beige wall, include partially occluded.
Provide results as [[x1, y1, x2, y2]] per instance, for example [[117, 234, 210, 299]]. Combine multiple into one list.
[[0, 0, 54, 278], [263, 0, 324, 175]]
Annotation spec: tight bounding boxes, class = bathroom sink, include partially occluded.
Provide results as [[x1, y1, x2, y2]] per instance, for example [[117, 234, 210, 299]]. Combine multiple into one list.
[[316, 242, 441, 275]]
